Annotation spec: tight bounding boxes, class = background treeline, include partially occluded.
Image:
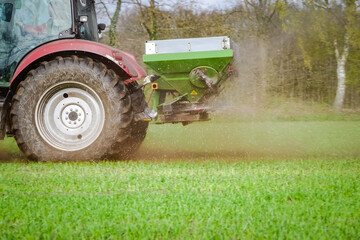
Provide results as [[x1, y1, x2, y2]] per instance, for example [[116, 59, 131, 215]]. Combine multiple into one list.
[[97, 0, 360, 111]]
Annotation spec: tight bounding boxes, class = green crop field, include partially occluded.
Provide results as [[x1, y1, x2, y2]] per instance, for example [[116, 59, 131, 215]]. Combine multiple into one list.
[[0, 116, 360, 239]]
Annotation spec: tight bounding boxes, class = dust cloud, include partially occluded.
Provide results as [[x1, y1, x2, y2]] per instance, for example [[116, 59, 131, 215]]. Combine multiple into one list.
[[0, 150, 25, 163], [210, 38, 270, 118]]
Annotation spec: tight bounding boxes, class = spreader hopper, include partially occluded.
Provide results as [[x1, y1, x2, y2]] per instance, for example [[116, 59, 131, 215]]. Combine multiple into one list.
[[143, 36, 234, 124]]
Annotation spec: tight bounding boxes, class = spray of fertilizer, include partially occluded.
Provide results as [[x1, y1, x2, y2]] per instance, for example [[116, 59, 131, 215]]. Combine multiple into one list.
[[209, 39, 269, 117]]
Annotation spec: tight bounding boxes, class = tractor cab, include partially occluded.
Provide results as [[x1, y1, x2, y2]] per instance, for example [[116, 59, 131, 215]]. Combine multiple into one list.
[[0, 0, 100, 88]]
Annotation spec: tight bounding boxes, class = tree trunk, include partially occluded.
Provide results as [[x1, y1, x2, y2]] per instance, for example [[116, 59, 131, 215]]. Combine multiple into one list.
[[109, 0, 122, 46], [136, 0, 157, 40], [333, 35, 349, 112]]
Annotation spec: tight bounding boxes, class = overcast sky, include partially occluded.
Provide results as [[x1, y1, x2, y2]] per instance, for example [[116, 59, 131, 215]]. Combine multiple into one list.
[[96, 0, 235, 24], [190, 0, 234, 10]]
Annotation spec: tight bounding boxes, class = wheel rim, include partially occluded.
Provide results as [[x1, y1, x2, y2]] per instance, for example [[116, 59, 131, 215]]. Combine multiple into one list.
[[35, 81, 105, 151]]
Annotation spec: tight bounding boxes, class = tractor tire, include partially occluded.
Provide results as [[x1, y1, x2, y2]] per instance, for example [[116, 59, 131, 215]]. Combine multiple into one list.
[[10, 56, 134, 161], [107, 89, 149, 159]]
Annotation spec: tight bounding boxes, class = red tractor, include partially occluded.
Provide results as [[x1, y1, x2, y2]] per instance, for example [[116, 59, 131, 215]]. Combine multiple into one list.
[[0, 0, 151, 161]]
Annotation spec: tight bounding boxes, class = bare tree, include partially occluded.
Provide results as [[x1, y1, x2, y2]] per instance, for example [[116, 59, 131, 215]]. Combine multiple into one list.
[[131, 0, 159, 40], [96, 0, 123, 46]]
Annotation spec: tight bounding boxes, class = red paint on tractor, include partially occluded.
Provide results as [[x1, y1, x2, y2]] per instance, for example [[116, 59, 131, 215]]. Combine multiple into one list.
[[11, 39, 146, 84]]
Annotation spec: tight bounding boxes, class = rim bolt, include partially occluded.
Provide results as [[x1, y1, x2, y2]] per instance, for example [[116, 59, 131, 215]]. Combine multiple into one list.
[[68, 121, 71, 124], [65, 117, 68, 120]]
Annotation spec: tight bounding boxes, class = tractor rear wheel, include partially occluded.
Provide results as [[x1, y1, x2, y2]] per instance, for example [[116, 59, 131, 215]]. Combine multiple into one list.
[[107, 89, 149, 159], [11, 56, 134, 161]]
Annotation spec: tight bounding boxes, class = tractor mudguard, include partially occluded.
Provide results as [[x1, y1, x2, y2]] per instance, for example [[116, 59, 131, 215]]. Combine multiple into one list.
[[11, 39, 146, 85]]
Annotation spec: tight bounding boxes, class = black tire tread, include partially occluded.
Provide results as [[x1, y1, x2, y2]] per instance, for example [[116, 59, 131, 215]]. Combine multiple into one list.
[[107, 88, 149, 159]]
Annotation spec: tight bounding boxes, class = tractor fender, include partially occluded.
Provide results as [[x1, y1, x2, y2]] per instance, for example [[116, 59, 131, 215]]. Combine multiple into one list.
[[11, 39, 146, 86]]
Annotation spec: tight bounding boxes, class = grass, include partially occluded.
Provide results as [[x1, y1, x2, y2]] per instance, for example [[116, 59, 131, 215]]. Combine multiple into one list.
[[0, 116, 360, 239], [0, 160, 359, 239]]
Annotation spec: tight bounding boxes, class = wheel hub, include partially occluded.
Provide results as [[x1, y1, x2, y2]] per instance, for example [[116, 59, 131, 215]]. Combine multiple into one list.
[[60, 104, 86, 128], [68, 111, 79, 121], [35, 81, 105, 152]]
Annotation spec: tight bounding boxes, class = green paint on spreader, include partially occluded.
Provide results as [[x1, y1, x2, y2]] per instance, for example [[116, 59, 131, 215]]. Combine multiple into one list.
[[143, 37, 234, 124], [143, 49, 233, 102]]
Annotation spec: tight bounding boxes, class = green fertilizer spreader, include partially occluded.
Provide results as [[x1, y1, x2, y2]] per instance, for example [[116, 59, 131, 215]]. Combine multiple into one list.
[[143, 36, 234, 124]]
